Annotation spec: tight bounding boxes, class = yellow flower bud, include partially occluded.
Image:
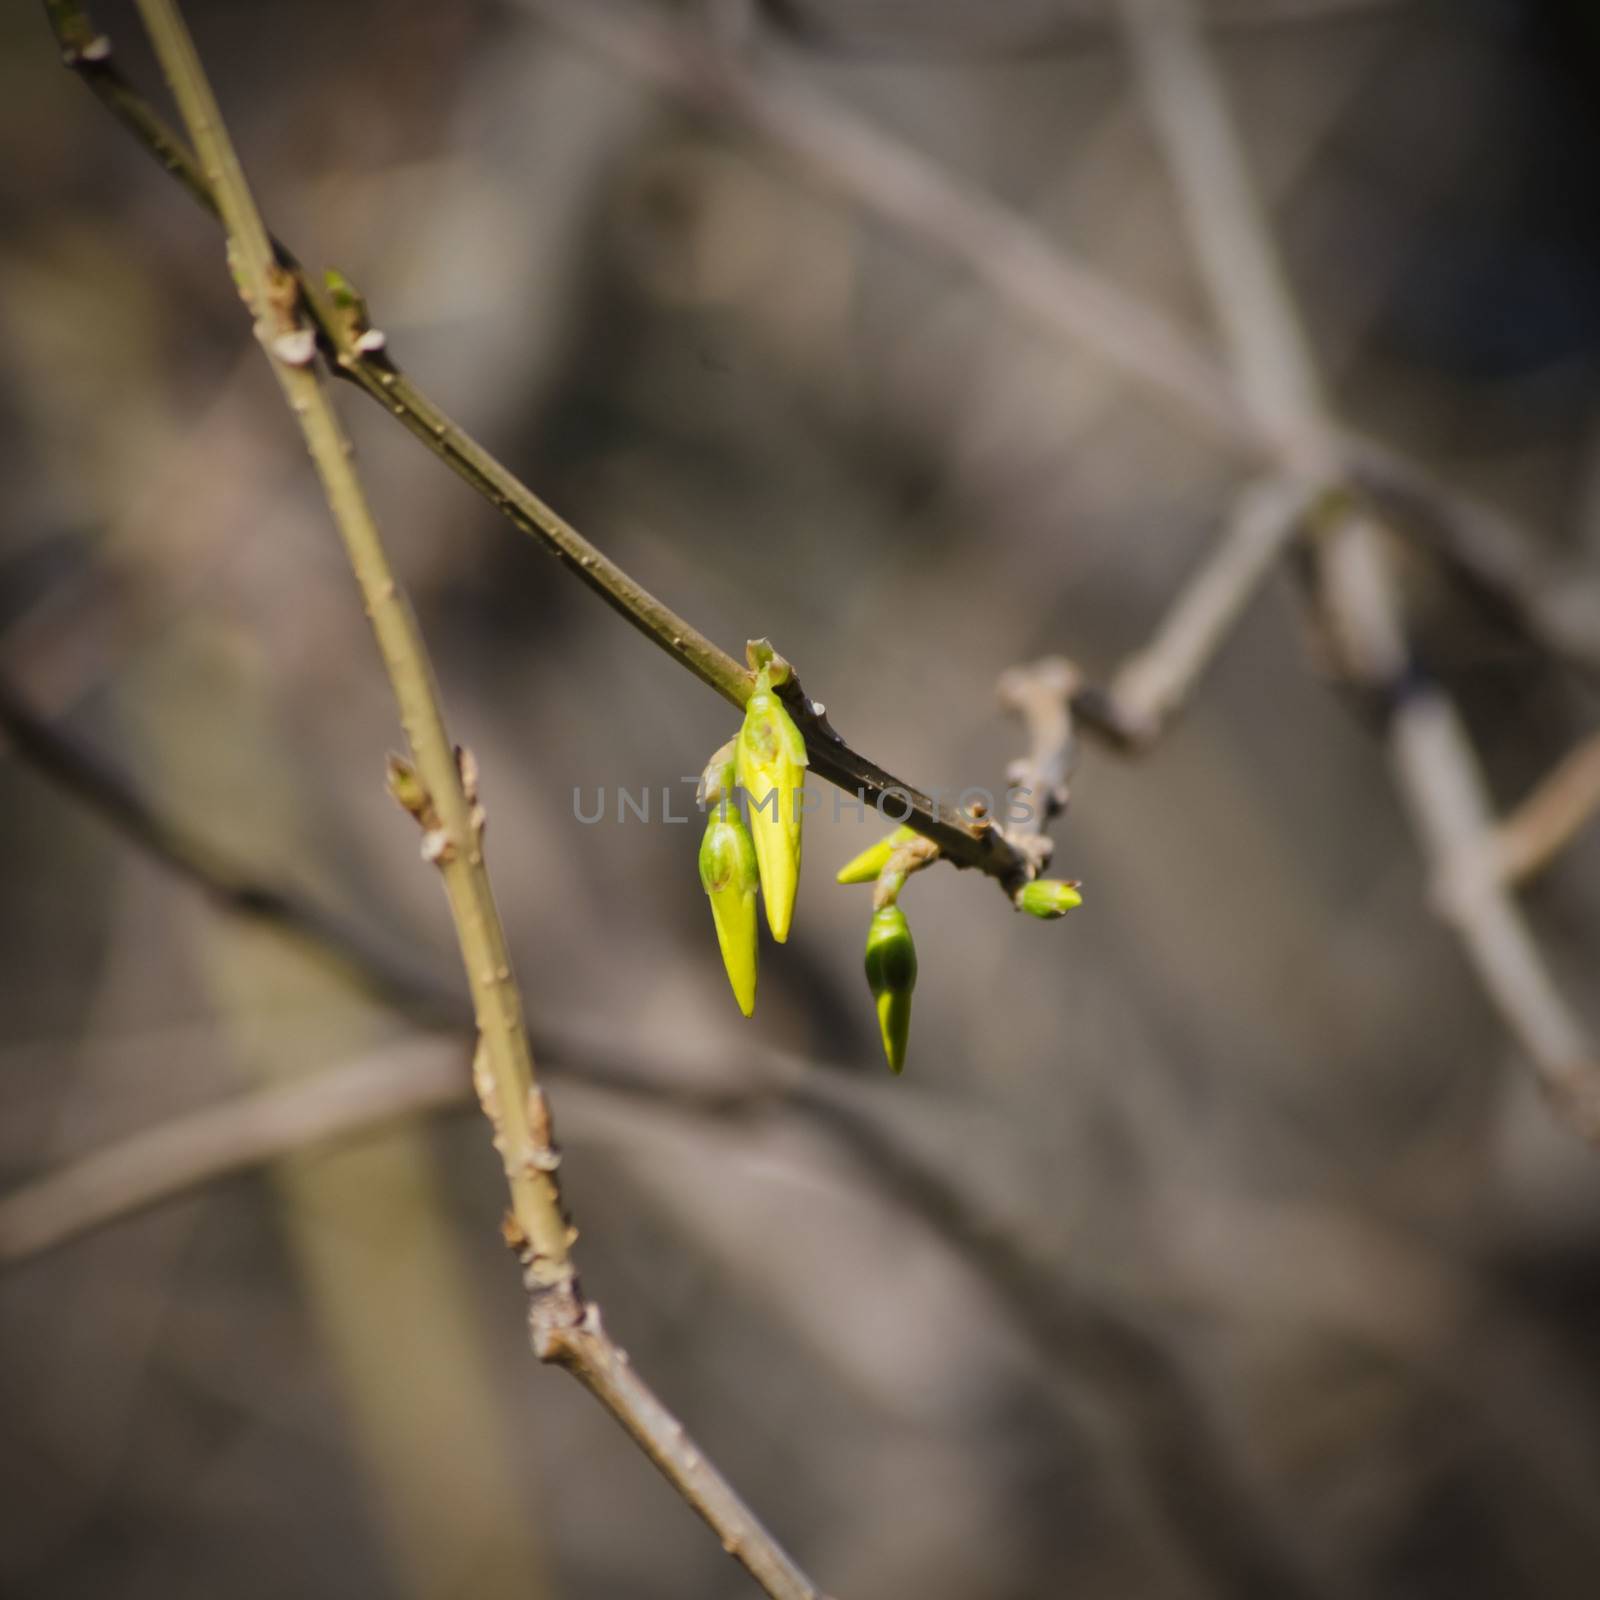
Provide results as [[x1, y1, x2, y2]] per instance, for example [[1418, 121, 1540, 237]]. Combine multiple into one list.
[[835, 824, 920, 885], [699, 807, 759, 1017], [864, 904, 917, 1074], [736, 668, 808, 942]]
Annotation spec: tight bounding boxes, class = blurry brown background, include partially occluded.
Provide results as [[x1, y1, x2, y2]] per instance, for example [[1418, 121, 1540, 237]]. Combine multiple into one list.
[[4, 1, 1600, 1596]]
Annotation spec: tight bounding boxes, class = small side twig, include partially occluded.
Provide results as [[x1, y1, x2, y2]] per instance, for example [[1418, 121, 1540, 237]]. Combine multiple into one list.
[[996, 657, 1080, 893], [1088, 477, 1318, 749], [1487, 730, 1600, 892]]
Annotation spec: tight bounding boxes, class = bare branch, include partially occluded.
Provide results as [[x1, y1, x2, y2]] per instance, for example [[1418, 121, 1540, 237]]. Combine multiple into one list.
[[997, 658, 1080, 890], [1084, 477, 1318, 748], [1489, 731, 1600, 891], [1117, 0, 1600, 1140], [0, 1039, 468, 1264], [1397, 694, 1600, 1135]]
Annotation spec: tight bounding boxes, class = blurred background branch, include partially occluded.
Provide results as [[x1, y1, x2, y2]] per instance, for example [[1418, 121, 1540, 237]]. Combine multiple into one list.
[[529, 0, 1600, 678], [1116, 0, 1600, 1135]]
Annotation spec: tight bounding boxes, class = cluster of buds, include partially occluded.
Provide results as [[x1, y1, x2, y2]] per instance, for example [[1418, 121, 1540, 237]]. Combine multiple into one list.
[[837, 819, 1084, 1074], [695, 642, 1084, 1074], [696, 644, 809, 1017]]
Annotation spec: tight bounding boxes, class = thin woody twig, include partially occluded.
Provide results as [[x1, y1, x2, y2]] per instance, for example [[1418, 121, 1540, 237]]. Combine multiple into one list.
[[997, 658, 1080, 889], [0, 1025, 813, 1267], [1067, 476, 1319, 750], [0, 1038, 470, 1265], [1487, 730, 1600, 891], [1098, 478, 1317, 746], [1398, 693, 1600, 1132], [39, 0, 1030, 902], [525, 0, 1600, 681], [131, 0, 572, 1281], [125, 3, 825, 1593], [1117, 0, 1600, 1141]]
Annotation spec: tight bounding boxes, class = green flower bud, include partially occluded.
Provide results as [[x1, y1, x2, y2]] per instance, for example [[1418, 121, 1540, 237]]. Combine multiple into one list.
[[864, 904, 917, 1074], [1017, 879, 1083, 919], [699, 809, 760, 1017], [835, 824, 920, 885], [736, 667, 808, 943]]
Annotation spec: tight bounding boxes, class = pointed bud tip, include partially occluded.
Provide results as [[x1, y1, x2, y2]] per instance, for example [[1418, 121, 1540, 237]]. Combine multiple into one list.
[[835, 824, 919, 885], [875, 989, 911, 1074]]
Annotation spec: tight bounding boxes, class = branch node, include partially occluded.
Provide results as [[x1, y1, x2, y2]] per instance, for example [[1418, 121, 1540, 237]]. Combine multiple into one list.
[[269, 327, 316, 367], [527, 1276, 587, 1360]]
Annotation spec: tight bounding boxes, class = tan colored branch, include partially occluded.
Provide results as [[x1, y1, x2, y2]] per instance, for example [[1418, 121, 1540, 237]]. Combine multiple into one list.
[[0, 1040, 463, 1265], [123, 3, 827, 1592], [129, 0, 568, 1274], [1489, 731, 1600, 891], [997, 658, 1080, 887], [1085, 477, 1317, 748], [1117, 0, 1600, 1141]]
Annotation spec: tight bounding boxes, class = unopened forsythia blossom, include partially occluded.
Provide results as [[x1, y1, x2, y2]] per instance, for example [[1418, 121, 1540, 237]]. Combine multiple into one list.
[[864, 903, 917, 1074], [698, 742, 759, 1016], [735, 666, 808, 942]]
